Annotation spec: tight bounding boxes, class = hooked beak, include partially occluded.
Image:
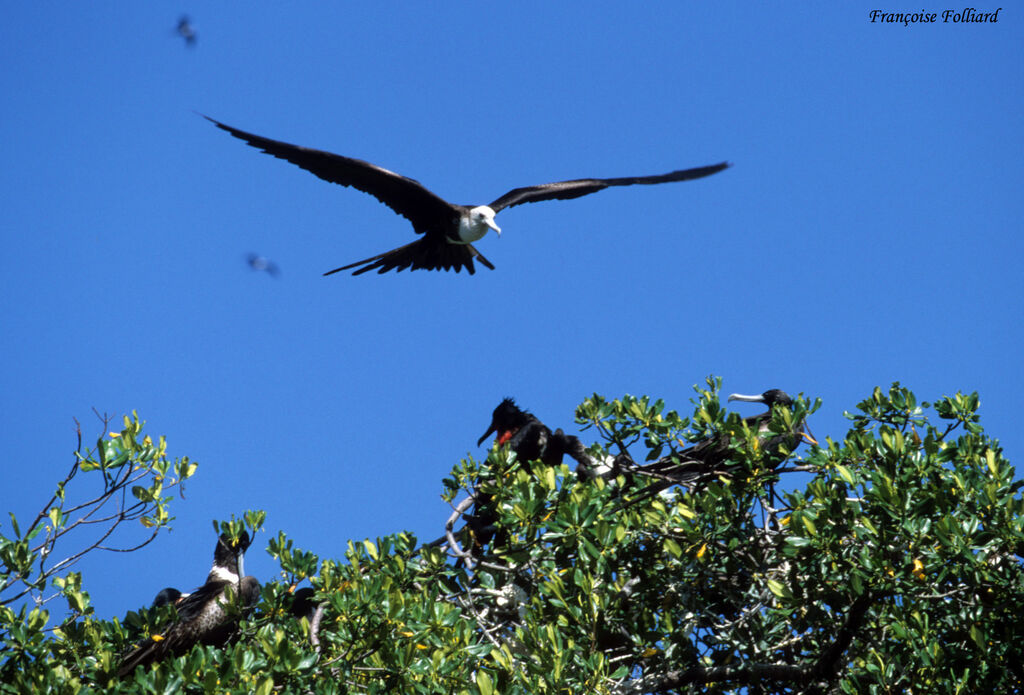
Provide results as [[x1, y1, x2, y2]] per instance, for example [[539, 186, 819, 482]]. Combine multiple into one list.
[[477, 423, 497, 447], [487, 219, 501, 237], [727, 393, 767, 404]]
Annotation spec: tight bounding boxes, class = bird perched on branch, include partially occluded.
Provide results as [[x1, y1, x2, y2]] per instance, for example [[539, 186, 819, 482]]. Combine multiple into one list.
[[150, 587, 186, 608], [118, 532, 260, 677], [477, 398, 565, 473], [478, 398, 628, 479], [627, 390, 817, 506], [204, 116, 730, 275]]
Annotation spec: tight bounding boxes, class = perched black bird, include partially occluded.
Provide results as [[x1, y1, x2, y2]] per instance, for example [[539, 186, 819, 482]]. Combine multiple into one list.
[[118, 532, 260, 678], [477, 399, 626, 478], [151, 587, 185, 608], [628, 390, 817, 504], [289, 587, 317, 623], [246, 253, 281, 277], [478, 398, 565, 473], [176, 16, 197, 46], [204, 116, 730, 275], [561, 433, 631, 482], [464, 399, 560, 557]]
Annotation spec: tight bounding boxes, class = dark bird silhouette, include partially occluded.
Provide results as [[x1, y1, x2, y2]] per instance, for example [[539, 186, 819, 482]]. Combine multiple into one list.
[[627, 390, 817, 505], [118, 532, 260, 678], [562, 433, 631, 481], [289, 587, 317, 622], [477, 398, 566, 473], [176, 16, 197, 46], [246, 253, 281, 277], [151, 587, 185, 608], [204, 116, 730, 275], [477, 399, 627, 478]]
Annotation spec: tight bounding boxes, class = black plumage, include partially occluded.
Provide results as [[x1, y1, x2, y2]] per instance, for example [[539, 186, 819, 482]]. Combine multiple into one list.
[[477, 398, 564, 473], [117, 532, 260, 678], [150, 587, 184, 608], [628, 390, 817, 504], [205, 116, 729, 275], [477, 399, 626, 479], [289, 587, 317, 623]]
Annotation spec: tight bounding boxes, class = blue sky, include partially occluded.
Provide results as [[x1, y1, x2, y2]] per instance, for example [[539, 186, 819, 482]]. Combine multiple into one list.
[[2, 4, 1021, 618]]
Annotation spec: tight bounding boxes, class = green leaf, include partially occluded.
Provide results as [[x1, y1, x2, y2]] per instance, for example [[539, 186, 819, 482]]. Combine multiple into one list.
[[543, 466, 557, 490], [767, 579, 792, 600], [254, 677, 274, 695], [363, 540, 379, 561], [985, 449, 998, 476], [969, 624, 986, 650], [835, 464, 855, 485], [476, 669, 494, 695], [663, 538, 682, 558]]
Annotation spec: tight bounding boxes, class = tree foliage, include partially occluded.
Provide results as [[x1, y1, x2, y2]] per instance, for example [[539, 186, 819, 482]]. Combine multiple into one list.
[[2, 382, 1022, 694]]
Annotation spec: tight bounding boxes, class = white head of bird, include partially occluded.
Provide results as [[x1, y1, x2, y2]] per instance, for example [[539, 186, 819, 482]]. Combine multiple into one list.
[[458, 205, 501, 243]]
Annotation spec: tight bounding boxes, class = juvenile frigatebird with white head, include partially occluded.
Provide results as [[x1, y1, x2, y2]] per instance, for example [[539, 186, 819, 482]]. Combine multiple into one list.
[[204, 116, 730, 275], [117, 531, 260, 677]]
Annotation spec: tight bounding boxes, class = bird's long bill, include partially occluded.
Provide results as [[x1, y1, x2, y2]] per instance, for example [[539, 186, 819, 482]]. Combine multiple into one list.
[[477, 423, 497, 447], [488, 220, 501, 237], [727, 393, 767, 404]]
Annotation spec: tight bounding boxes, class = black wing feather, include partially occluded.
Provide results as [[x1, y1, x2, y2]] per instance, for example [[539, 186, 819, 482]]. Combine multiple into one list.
[[488, 161, 730, 213], [117, 578, 260, 678], [205, 116, 456, 233]]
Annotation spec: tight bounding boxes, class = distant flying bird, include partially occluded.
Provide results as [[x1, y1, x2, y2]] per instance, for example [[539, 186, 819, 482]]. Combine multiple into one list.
[[204, 116, 730, 275], [627, 390, 818, 505], [118, 532, 260, 677], [176, 16, 197, 46], [246, 253, 281, 277]]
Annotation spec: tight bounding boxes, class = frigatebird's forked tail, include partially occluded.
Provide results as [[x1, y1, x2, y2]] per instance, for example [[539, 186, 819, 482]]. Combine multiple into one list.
[[205, 115, 729, 276], [324, 237, 494, 276]]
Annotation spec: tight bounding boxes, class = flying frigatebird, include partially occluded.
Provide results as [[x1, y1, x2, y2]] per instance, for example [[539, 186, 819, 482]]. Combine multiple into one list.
[[117, 532, 260, 677], [626, 390, 817, 506], [204, 116, 730, 275], [175, 16, 197, 46]]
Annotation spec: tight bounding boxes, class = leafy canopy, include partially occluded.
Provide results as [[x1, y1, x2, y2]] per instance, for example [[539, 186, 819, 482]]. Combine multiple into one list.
[[1, 382, 1022, 694]]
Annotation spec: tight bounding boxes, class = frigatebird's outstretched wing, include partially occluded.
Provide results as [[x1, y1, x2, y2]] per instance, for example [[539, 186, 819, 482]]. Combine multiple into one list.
[[487, 162, 731, 213], [207, 115, 729, 276], [323, 236, 494, 276], [204, 116, 456, 231]]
